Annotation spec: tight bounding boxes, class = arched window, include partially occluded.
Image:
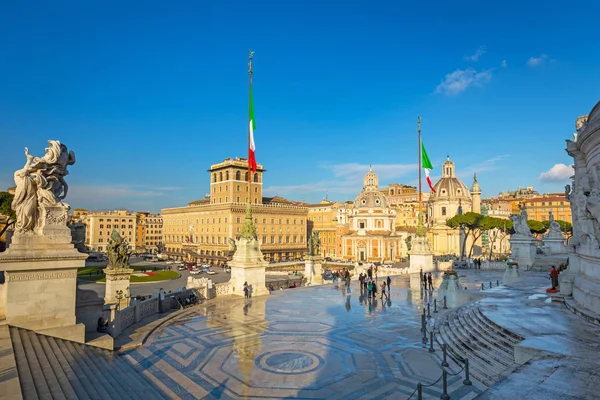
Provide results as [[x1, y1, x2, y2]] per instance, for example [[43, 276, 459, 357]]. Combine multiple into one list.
[[235, 171, 241, 180], [213, 173, 217, 182], [226, 171, 230, 180], [245, 172, 249, 181], [442, 207, 447, 216], [254, 174, 259, 182], [219, 172, 223, 181]]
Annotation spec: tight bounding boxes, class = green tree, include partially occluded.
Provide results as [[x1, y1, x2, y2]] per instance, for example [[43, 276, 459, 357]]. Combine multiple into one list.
[[0, 191, 16, 239], [527, 220, 547, 236], [446, 212, 486, 259], [483, 217, 512, 261]]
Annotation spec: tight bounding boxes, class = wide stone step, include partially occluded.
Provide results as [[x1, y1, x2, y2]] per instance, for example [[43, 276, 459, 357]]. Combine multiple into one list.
[[51, 337, 114, 400], [37, 335, 87, 400], [27, 331, 69, 400], [65, 340, 132, 400], [446, 317, 508, 373], [437, 324, 497, 387], [101, 350, 165, 400], [9, 327, 39, 400], [473, 308, 524, 344], [439, 321, 502, 384], [463, 311, 517, 359], [455, 313, 514, 367], [18, 329, 52, 399]]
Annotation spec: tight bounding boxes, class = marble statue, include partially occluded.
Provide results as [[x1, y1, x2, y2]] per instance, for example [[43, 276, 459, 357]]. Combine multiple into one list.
[[308, 231, 321, 256], [11, 141, 76, 233], [510, 206, 532, 237], [106, 229, 132, 268]]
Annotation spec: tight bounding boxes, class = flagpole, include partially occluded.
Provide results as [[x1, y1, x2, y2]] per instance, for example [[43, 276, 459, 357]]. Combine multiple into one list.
[[248, 50, 254, 205], [418, 116, 422, 222]]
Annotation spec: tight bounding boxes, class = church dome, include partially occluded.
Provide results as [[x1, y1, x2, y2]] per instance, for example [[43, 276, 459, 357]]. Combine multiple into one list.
[[353, 166, 389, 208], [430, 157, 471, 201]]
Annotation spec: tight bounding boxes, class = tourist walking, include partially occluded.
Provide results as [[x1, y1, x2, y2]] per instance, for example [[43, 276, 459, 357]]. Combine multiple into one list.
[[550, 266, 559, 290], [422, 272, 428, 288], [367, 279, 373, 299], [380, 281, 388, 300], [386, 275, 391, 292], [427, 272, 433, 290], [419, 268, 423, 287], [243, 281, 249, 298], [372, 281, 378, 299]]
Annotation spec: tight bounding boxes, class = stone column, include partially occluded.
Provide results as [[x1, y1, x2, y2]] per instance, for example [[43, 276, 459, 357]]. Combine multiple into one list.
[[228, 237, 270, 297], [104, 268, 133, 309], [304, 255, 323, 285]]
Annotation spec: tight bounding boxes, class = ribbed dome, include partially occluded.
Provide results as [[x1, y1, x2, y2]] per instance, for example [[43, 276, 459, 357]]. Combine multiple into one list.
[[354, 166, 389, 208], [430, 157, 471, 201], [354, 190, 389, 209]]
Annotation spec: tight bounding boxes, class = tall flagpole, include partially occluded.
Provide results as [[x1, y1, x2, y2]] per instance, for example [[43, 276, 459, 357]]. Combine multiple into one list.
[[248, 50, 254, 205], [418, 116, 422, 230]]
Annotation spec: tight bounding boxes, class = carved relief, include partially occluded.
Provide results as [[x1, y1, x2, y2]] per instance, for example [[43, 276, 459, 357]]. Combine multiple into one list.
[[7, 270, 77, 281]]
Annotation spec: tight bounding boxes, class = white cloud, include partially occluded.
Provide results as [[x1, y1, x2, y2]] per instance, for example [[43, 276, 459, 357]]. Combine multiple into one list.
[[539, 164, 574, 182], [501, 60, 507, 68], [464, 46, 486, 62], [527, 54, 548, 67], [458, 155, 510, 178], [435, 68, 493, 96], [263, 162, 417, 200]]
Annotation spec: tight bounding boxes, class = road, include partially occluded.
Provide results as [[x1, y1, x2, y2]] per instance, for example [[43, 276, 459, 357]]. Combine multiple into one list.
[[77, 257, 306, 298]]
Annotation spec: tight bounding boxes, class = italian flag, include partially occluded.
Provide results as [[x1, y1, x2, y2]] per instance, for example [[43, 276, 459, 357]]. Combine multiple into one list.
[[422, 142, 436, 193], [248, 82, 257, 173]]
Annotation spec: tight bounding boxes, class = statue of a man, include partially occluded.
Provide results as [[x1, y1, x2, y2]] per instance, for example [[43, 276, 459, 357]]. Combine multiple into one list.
[[308, 232, 320, 256]]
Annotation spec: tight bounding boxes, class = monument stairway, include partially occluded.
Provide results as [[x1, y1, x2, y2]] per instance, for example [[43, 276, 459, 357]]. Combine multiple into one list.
[[435, 306, 524, 387], [9, 326, 166, 400]]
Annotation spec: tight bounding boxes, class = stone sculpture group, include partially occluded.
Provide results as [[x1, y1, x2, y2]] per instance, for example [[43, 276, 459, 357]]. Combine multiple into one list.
[[11, 140, 76, 233], [510, 206, 532, 237], [106, 229, 132, 268]]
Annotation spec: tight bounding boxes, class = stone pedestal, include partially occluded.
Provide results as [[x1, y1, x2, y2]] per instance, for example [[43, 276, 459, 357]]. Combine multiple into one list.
[[103, 267, 133, 309], [543, 236, 566, 255], [228, 237, 270, 297], [304, 256, 323, 285], [503, 264, 521, 284], [408, 236, 434, 274], [509, 235, 537, 270], [0, 207, 88, 341], [438, 271, 462, 291]]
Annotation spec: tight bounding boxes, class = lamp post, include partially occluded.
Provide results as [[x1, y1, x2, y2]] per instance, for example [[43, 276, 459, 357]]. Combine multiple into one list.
[[115, 290, 123, 310]]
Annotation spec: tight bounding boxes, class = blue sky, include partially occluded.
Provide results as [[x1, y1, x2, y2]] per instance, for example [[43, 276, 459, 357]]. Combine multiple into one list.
[[2, 1, 599, 212]]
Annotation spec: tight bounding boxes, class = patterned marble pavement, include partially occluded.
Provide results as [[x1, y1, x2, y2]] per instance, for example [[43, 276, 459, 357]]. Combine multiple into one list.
[[123, 275, 485, 399]]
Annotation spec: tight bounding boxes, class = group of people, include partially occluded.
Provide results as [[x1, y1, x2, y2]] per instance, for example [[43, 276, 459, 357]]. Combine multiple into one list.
[[420, 269, 434, 290], [357, 273, 391, 301], [243, 281, 253, 298]]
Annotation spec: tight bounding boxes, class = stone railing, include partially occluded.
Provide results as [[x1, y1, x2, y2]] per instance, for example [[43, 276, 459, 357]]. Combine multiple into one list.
[[119, 306, 136, 332], [139, 297, 159, 320], [215, 282, 232, 296]]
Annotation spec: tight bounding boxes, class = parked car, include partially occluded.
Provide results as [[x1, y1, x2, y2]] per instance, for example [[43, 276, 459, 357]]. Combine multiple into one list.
[[177, 265, 187, 271], [206, 269, 217, 275], [190, 269, 201, 275], [166, 260, 174, 264]]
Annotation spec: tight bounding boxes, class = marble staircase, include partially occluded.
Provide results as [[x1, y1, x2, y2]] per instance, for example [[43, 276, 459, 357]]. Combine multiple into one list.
[[435, 306, 524, 387], [9, 326, 165, 400]]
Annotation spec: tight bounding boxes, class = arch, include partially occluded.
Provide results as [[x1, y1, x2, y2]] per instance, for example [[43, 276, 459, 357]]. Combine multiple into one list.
[[213, 173, 217, 183], [235, 171, 241, 180], [225, 170, 229, 180], [245, 172, 249, 181], [254, 173, 259, 183], [219, 172, 223, 181]]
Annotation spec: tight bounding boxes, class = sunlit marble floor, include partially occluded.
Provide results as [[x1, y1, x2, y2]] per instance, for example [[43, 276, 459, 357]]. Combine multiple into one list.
[[123, 275, 485, 399]]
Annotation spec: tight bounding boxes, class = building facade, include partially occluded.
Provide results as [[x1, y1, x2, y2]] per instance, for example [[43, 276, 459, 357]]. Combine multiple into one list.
[[136, 212, 163, 253], [307, 200, 341, 259], [161, 157, 309, 264], [524, 194, 572, 224], [427, 157, 480, 256], [81, 210, 138, 253], [338, 167, 410, 262]]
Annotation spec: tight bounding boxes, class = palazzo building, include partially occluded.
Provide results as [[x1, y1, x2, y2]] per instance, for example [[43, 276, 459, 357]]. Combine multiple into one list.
[[161, 157, 308, 264], [81, 210, 138, 253], [337, 167, 410, 262], [427, 157, 481, 256], [307, 200, 342, 259], [136, 212, 163, 253]]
